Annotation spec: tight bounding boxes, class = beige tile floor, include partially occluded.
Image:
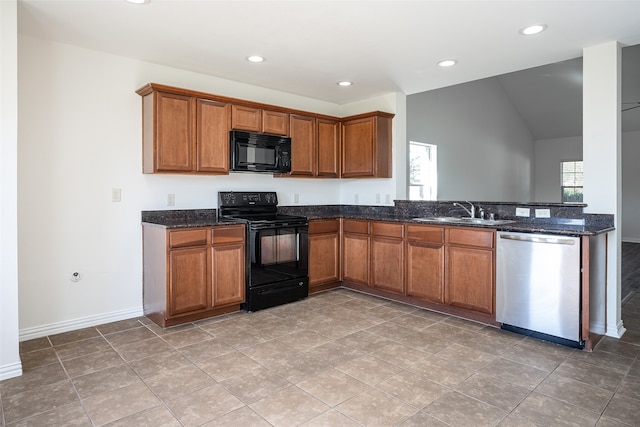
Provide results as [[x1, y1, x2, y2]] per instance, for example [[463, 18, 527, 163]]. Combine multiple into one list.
[[2, 288, 640, 426]]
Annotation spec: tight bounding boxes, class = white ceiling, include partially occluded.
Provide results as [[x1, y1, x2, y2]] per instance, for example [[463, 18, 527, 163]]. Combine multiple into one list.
[[17, 0, 640, 107]]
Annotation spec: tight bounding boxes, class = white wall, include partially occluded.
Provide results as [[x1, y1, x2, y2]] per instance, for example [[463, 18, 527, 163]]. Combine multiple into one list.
[[17, 36, 399, 338], [533, 136, 583, 202], [407, 77, 534, 202], [622, 130, 640, 242], [583, 41, 623, 338], [0, 0, 22, 380]]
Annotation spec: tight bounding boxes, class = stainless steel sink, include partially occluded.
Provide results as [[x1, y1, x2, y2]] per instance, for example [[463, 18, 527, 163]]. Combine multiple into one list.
[[412, 217, 515, 225], [412, 217, 464, 223], [459, 218, 516, 225]]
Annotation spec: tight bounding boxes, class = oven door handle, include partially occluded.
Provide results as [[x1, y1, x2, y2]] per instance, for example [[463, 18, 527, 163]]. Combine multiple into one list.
[[258, 282, 305, 295]]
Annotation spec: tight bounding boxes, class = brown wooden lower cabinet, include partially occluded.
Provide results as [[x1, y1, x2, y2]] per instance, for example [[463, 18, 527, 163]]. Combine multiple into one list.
[[370, 222, 404, 294], [339, 220, 496, 318], [342, 219, 370, 285], [405, 224, 445, 304], [445, 228, 495, 315], [308, 219, 341, 292], [143, 223, 245, 327], [168, 246, 209, 316]]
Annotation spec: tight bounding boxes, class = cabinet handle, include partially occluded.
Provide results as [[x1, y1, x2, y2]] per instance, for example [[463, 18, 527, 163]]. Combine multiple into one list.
[[499, 234, 576, 245]]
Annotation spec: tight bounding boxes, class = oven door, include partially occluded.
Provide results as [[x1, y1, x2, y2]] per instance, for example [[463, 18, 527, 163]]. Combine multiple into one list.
[[249, 225, 308, 286]]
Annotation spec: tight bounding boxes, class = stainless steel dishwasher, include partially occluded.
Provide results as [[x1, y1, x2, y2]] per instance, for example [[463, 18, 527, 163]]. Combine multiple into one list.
[[496, 231, 582, 347]]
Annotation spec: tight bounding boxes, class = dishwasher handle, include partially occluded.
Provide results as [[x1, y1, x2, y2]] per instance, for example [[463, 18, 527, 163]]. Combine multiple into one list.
[[499, 233, 576, 245]]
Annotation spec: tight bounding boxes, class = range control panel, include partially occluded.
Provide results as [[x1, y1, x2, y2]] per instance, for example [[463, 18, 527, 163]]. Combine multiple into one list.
[[218, 191, 278, 207]]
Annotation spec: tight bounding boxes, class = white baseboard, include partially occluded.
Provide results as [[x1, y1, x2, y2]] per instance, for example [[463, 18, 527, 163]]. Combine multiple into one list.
[[622, 237, 640, 243], [0, 361, 23, 381], [19, 307, 144, 342], [589, 321, 606, 336], [606, 320, 627, 339]]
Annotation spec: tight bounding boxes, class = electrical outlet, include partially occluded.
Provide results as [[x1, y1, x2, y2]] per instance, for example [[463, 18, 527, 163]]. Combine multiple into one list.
[[167, 193, 175, 206], [515, 207, 530, 217], [294, 193, 299, 204], [111, 188, 121, 202], [535, 208, 551, 218], [375, 194, 381, 203], [385, 194, 391, 204], [354, 194, 359, 203]]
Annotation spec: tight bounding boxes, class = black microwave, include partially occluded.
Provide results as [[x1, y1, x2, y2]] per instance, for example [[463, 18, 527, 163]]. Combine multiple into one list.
[[230, 130, 292, 173]]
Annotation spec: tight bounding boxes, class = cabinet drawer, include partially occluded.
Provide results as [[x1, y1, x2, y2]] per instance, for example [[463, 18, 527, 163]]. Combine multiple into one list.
[[169, 228, 209, 248], [309, 219, 340, 234], [342, 219, 369, 235], [372, 222, 403, 239], [212, 225, 245, 244], [406, 224, 444, 244], [446, 228, 494, 249]]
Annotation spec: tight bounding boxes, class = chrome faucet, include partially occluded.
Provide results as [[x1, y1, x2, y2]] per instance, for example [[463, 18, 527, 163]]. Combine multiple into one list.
[[453, 201, 475, 218]]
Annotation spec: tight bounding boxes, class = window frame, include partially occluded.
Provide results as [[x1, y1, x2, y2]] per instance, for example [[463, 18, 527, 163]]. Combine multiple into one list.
[[561, 160, 584, 203], [408, 141, 437, 201]]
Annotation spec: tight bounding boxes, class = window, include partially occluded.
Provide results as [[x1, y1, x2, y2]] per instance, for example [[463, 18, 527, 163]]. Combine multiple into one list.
[[409, 141, 437, 200], [561, 160, 583, 203]]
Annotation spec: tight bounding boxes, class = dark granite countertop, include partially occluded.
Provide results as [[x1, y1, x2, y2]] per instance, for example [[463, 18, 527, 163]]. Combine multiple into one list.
[[141, 209, 244, 229], [141, 203, 614, 236]]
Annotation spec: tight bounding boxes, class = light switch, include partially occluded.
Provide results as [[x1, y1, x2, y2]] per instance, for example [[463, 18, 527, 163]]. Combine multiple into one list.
[[111, 188, 121, 202]]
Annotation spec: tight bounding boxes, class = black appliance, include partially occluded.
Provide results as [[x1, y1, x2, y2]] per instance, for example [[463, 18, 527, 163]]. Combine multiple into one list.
[[230, 131, 292, 173], [218, 191, 308, 311]]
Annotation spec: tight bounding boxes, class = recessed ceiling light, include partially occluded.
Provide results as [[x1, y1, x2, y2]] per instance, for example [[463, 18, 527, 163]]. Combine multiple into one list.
[[125, 0, 149, 4], [247, 55, 265, 63], [337, 81, 353, 87], [520, 24, 547, 36], [437, 59, 457, 68]]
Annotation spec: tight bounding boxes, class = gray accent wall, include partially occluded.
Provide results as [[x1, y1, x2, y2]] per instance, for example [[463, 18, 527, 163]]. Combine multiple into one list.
[[407, 77, 534, 202], [534, 136, 583, 203]]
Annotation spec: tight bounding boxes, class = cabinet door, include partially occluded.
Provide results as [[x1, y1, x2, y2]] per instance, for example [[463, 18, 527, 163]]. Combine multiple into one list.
[[196, 99, 230, 173], [445, 245, 494, 314], [168, 247, 209, 316], [155, 91, 195, 172], [289, 114, 316, 176], [342, 233, 369, 285], [211, 242, 245, 307], [309, 233, 340, 287], [342, 116, 375, 177], [370, 236, 404, 294], [262, 110, 289, 135], [406, 241, 444, 303], [231, 105, 261, 132], [317, 118, 340, 177]]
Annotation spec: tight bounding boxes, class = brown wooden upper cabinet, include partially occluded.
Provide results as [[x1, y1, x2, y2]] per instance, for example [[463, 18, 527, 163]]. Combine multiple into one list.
[[196, 99, 231, 174], [137, 85, 231, 174], [289, 115, 340, 178], [231, 105, 289, 136], [137, 83, 392, 178], [341, 111, 394, 178], [142, 90, 196, 173]]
